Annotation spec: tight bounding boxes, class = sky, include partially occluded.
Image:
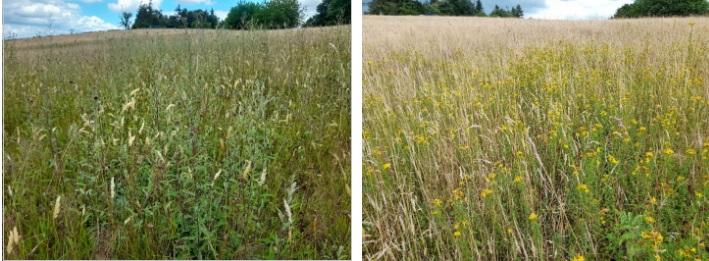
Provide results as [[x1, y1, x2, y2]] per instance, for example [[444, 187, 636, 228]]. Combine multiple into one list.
[[362, 0, 636, 20], [3, 0, 324, 38], [4, 0, 638, 38]]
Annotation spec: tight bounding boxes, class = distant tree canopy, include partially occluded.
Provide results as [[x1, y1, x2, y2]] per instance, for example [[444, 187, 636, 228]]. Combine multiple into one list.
[[127, 0, 343, 31], [222, 0, 301, 29], [614, 0, 709, 18], [367, 0, 524, 17], [305, 0, 352, 26], [132, 4, 219, 29]]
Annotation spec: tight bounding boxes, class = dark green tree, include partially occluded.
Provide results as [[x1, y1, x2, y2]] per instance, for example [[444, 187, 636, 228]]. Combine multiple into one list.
[[440, 0, 475, 16], [614, 0, 709, 18], [224, 2, 265, 29], [120, 12, 133, 29], [259, 0, 301, 28], [132, 1, 162, 29], [511, 4, 523, 17], [489, 5, 509, 17], [474, 0, 485, 16], [305, 0, 351, 26], [369, 0, 425, 15]]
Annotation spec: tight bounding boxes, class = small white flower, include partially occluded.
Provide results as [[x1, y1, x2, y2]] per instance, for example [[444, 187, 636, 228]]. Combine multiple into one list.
[[53, 195, 62, 220], [110, 177, 116, 200]]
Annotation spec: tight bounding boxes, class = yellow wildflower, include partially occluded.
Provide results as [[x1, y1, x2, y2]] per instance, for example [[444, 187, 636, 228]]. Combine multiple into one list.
[[571, 255, 585, 261], [432, 198, 443, 207], [415, 135, 426, 144], [607, 155, 619, 165], [528, 212, 538, 222], [577, 183, 590, 193], [663, 148, 674, 156], [514, 175, 523, 183], [645, 216, 655, 224], [480, 188, 494, 199], [452, 188, 465, 201], [382, 163, 391, 171]]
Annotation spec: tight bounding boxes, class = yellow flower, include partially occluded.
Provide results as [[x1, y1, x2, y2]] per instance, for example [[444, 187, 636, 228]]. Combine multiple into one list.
[[432, 198, 443, 207], [453, 230, 462, 238], [415, 135, 426, 144], [514, 175, 523, 183], [480, 188, 494, 199], [645, 216, 655, 224], [571, 255, 585, 261], [645, 151, 654, 158], [382, 163, 392, 171], [650, 197, 657, 205], [685, 148, 696, 155], [577, 183, 590, 193], [663, 148, 674, 156], [528, 212, 538, 222], [452, 188, 465, 201], [607, 155, 619, 165]]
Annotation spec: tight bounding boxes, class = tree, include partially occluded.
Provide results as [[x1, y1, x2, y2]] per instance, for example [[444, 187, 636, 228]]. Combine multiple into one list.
[[305, 0, 351, 26], [369, 0, 424, 15], [489, 5, 509, 17], [224, 2, 264, 29], [614, 0, 709, 18], [259, 0, 301, 28], [511, 4, 523, 17], [224, 0, 301, 29], [132, 1, 163, 29], [474, 0, 484, 16], [439, 0, 475, 16], [120, 12, 133, 30]]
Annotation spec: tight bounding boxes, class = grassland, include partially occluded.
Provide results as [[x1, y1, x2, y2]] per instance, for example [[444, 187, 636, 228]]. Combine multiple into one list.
[[364, 16, 708, 260], [3, 26, 350, 259]]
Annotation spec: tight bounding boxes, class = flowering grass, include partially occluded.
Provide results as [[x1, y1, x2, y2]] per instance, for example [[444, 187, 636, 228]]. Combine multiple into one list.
[[364, 16, 708, 260], [3, 27, 350, 259]]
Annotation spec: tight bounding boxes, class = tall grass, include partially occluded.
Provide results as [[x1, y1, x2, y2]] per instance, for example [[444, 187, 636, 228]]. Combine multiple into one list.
[[3, 26, 350, 259], [364, 16, 708, 260]]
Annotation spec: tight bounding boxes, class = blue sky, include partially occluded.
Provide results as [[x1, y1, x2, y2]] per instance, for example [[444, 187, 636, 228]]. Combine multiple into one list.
[[362, 0, 634, 20], [4, 0, 637, 38], [3, 0, 323, 38]]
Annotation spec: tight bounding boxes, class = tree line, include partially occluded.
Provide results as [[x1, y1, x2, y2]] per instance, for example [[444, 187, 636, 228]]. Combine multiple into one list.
[[614, 0, 709, 18], [367, 0, 524, 17], [121, 0, 350, 30]]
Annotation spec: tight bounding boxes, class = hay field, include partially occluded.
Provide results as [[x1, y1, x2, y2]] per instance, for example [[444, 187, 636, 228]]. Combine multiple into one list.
[[364, 16, 708, 260], [3, 26, 350, 259]]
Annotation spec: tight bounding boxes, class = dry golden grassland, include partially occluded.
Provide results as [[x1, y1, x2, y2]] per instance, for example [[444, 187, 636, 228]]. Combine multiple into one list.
[[4, 26, 350, 259], [364, 16, 708, 260]]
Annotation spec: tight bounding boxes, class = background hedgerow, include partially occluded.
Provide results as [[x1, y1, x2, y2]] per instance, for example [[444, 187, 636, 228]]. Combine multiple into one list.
[[3, 26, 350, 259], [364, 16, 708, 260]]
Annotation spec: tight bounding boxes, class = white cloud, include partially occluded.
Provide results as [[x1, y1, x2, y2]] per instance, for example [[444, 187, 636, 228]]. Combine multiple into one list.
[[108, 0, 162, 13], [528, 0, 635, 20], [300, 0, 320, 19], [3, 0, 119, 38], [78, 0, 103, 3], [177, 0, 212, 4], [214, 10, 228, 21]]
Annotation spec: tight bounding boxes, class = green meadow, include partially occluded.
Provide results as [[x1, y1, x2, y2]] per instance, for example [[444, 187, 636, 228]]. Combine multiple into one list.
[[364, 16, 708, 260], [4, 27, 350, 259]]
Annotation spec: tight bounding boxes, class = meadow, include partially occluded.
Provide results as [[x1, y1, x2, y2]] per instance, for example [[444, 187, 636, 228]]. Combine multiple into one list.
[[3, 26, 350, 259], [364, 16, 708, 260]]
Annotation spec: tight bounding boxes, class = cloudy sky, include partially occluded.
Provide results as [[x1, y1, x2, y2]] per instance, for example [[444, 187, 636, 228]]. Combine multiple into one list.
[[361, 0, 635, 19], [3, 0, 323, 38], [4, 0, 638, 38]]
